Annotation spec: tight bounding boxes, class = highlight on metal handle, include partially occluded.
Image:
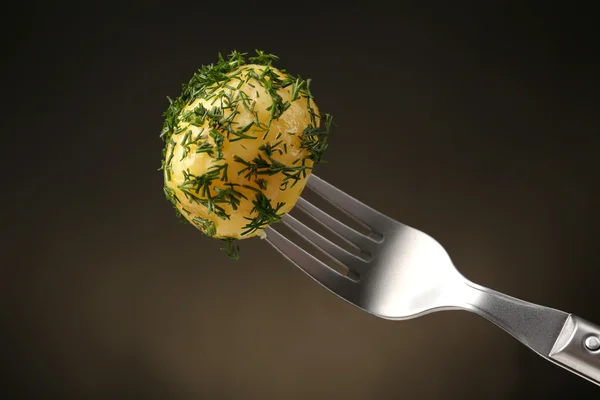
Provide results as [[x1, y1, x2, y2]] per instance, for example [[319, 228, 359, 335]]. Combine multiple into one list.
[[549, 315, 600, 386]]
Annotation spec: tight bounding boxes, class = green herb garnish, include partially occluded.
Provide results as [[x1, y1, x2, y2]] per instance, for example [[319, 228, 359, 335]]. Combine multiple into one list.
[[241, 193, 286, 236], [220, 238, 240, 260]]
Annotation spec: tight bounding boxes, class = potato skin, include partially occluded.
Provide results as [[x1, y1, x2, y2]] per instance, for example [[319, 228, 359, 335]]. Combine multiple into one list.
[[161, 53, 331, 242]]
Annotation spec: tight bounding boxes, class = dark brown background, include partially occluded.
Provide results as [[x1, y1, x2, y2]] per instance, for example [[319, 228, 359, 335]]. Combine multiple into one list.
[[2, 2, 599, 399]]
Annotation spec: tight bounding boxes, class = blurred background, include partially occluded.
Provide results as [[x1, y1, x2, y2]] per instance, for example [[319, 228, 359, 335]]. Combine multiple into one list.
[[2, 2, 599, 399]]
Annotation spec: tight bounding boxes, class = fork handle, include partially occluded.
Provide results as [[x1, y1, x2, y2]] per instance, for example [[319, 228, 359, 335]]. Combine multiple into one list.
[[460, 281, 600, 386], [548, 314, 600, 386]]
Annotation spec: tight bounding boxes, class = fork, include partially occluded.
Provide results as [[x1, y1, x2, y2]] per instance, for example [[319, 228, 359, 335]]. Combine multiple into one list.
[[265, 174, 600, 387]]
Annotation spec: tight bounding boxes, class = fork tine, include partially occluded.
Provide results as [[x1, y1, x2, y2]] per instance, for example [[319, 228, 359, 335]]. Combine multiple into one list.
[[307, 175, 392, 231], [265, 227, 356, 296], [282, 214, 370, 271], [295, 197, 379, 253]]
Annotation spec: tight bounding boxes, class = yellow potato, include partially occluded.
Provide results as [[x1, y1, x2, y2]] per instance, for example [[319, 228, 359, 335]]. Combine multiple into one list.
[[160, 52, 331, 249]]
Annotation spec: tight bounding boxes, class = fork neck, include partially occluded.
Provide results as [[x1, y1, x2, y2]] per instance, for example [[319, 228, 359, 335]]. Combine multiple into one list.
[[453, 279, 568, 356]]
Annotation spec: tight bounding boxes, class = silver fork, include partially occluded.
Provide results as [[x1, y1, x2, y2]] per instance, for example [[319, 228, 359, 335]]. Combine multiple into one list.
[[265, 174, 600, 387]]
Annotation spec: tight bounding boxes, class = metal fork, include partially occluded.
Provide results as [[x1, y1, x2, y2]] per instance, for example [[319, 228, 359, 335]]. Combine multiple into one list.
[[265, 174, 600, 387]]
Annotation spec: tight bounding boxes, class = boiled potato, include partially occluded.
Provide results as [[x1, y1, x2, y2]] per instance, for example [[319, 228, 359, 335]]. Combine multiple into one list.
[[160, 51, 331, 257]]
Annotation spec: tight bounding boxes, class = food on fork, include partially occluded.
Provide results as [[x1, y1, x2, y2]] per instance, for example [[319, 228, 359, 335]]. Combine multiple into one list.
[[160, 50, 332, 259]]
